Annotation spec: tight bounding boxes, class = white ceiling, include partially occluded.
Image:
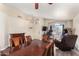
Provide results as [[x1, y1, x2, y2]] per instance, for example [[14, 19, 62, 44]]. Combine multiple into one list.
[[4, 3, 79, 20]]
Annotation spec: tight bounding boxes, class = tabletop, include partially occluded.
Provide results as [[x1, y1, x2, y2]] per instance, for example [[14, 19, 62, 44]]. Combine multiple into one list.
[[8, 39, 54, 56]]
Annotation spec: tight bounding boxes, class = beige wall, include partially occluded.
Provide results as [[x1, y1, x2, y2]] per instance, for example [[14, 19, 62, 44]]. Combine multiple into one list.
[[73, 14, 79, 50], [0, 4, 10, 50], [0, 12, 8, 50], [7, 16, 44, 39]]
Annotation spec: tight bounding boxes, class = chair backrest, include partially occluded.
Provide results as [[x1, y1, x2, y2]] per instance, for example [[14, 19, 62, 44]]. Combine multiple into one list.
[[25, 35, 32, 46], [61, 35, 78, 48], [42, 34, 49, 42], [10, 33, 25, 44], [10, 37, 22, 52]]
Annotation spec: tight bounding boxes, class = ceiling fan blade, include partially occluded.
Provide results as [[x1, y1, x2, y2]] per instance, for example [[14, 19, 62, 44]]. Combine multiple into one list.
[[35, 3, 39, 9]]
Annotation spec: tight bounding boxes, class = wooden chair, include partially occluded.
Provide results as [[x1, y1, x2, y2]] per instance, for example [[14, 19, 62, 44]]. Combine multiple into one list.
[[42, 37, 54, 56], [10, 33, 25, 45], [43, 42, 52, 56], [24, 35, 32, 46], [42, 34, 50, 43], [10, 37, 22, 53]]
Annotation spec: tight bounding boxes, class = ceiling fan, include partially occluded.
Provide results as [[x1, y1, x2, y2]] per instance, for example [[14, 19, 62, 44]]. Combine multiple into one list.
[[35, 3, 53, 9]]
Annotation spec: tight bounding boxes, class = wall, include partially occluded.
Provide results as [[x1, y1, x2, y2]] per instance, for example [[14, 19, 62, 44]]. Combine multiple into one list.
[[7, 16, 32, 34], [7, 16, 44, 40], [73, 14, 79, 50], [0, 12, 8, 50], [0, 4, 10, 50], [32, 18, 44, 39]]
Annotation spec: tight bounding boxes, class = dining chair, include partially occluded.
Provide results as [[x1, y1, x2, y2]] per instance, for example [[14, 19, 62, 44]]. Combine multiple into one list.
[[10, 33, 25, 45], [24, 35, 32, 46], [10, 37, 22, 52], [42, 34, 50, 43]]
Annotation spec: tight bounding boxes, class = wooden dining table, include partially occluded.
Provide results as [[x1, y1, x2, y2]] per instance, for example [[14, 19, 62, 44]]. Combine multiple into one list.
[[8, 39, 54, 56]]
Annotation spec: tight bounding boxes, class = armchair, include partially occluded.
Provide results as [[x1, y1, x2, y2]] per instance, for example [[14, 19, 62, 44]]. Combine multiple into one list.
[[54, 35, 78, 51]]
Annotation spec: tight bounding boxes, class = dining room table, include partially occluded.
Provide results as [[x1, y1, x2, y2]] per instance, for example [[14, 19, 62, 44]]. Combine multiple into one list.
[[7, 39, 54, 56]]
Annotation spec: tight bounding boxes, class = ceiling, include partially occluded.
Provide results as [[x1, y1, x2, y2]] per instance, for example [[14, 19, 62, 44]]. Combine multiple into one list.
[[4, 3, 79, 20]]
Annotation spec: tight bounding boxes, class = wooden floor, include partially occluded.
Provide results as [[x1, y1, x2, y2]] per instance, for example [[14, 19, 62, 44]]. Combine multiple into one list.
[[0, 47, 79, 56], [55, 49, 79, 56]]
